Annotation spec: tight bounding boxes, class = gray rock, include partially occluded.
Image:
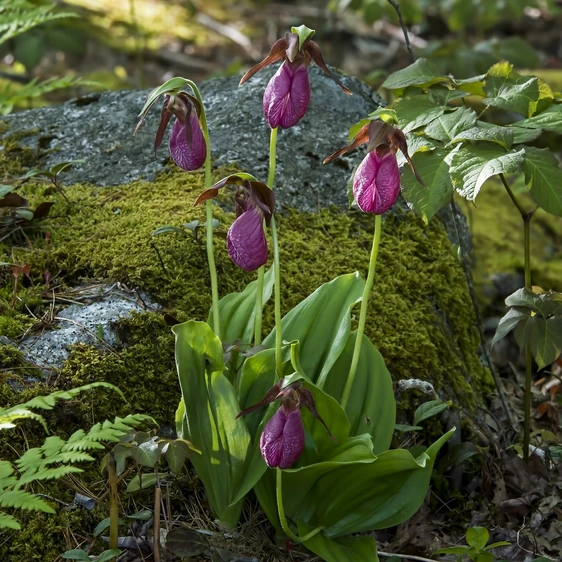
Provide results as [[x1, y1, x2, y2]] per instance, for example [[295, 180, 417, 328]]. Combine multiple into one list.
[[19, 285, 157, 369]]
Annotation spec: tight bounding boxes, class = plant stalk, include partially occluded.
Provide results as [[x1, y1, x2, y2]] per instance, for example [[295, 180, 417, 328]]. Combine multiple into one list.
[[153, 477, 161, 562], [187, 80, 221, 337], [266, 127, 283, 376], [341, 215, 383, 410], [499, 173, 535, 461], [108, 452, 119, 562], [276, 469, 323, 543], [254, 266, 265, 346]]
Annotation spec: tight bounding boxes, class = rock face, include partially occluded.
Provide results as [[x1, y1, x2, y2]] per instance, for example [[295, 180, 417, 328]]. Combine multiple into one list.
[[1, 65, 486, 408]]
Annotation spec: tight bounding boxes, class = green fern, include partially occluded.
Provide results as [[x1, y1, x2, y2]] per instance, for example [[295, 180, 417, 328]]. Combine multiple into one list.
[[0, 383, 154, 530], [0, 0, 78, 46]]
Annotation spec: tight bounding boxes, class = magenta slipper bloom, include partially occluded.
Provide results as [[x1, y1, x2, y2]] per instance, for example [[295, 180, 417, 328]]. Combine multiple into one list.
[[260, 407, 304, 469], [239, 25, 351, 129], [324, 121, 424, 215], [195, 174, 275, 272], [263, 62, 311, 129], [354, 149, 401, 215], [169, 112, 206, 172], [237, 379, 335, 469], [135, 91, 207, 172]]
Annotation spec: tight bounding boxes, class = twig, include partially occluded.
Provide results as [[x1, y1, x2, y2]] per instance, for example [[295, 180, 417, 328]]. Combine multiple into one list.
[[386, 0, 415, 63], [151, 240, 169, 275], [53, 316, 120, 356], [378, 551, 438, 562]]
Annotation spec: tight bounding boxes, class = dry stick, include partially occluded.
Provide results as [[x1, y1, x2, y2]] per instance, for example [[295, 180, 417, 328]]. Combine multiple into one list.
[[153, 474, 162, 562], [386, 0, 415, 63]]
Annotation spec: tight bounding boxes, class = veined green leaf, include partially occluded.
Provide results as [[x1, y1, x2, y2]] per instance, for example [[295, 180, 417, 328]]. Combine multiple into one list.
[[491, 308, 526, 348], [450, 125, 513, 149], [450, 145, 525, 201], [466, 526, 489, 551], [513, 104, 562, 134], [393, 95, 445, 133], [483, 76, 540, 117], [401, 148, 454, 223], [424, 107, 477, 142], [523, 146, 562, 216], [381, 58, 450, 91]]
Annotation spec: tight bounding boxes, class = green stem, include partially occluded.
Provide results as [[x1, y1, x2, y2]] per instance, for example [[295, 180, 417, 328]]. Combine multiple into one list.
[[341, 214, 382, 411], [276, 469, 323, 543], [187, 80, 220, 337], [500, 173, 536, 462], [254, 266, 264, 346], [267, 127, 283, 376]]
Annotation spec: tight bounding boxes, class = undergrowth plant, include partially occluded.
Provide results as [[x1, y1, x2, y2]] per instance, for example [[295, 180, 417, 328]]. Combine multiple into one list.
[[136, 24, 454, 562], [0, 382, 152, 530]]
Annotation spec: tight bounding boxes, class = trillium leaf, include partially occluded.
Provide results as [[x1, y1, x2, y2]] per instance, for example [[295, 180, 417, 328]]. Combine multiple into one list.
[[125, 472, 157, 493], [209, 266, 274, 345], [173, 321, 250, 527], [401, 148, 454, 223], [523, 146, 562, 217], [491, 307, 527, 348], [298, 522, 380, 562], [514, 316, 562, 369], [263, 273, 364, 389], [450, 145, 525, 201], [381, 58, 450, 91], [424, 107, 477, 142], [513, 103, 562, 134]]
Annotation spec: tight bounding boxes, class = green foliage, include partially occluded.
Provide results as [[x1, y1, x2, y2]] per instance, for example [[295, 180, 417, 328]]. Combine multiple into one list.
[[492, 288, 562, 368], [376, 59, 562, 222], [0, 0, 78, 46], [0, 382, 151, 530], [434, 525, 510, 561]]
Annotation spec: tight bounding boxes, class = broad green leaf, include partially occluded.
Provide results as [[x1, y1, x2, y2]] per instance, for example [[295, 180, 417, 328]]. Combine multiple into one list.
[[523, 146, 562, 216], [132, 437, 162, 468], [514, 316, 562, 369], [453, 74, 486, 96], [513, 104, 562, 134], [466, 526, 489, 551], [450, 145, 525, 201], [491, 308, 526, 348], [280, 429, 455, 537], [450, 125, 513, 149], [348, 109, 398, 141], [428, 86, 469, 104], [401, 149, 454, 223], [474, 553, 493, 562], [95, 550, 122, 562], [393, 95, 445, 133], [484, 76, 540, 117], [61, 550, 91, 561], [0, 185, 15, 198], [505, 288, 562, 317], [381, 58, 450, 91], [434, 546, 471, 555], [510, 126, 542, 144], [323, 333, 395, 452], [424, 107, 477, 142], [413, 399, 451, 426], [126, 472, 158, 493], [173, 321, 250, 527], [263, 273, 364, 389], [164, 440, 190, 474], [298, 522, 379, 562], [209, 266, 274, 345], [404, 134, 440, 156], [529, 78, 554, 116], [165, 527, 209, 557]]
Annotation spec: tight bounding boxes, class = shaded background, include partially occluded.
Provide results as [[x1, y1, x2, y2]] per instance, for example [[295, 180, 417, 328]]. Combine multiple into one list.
[[3, 0, 562, 113]]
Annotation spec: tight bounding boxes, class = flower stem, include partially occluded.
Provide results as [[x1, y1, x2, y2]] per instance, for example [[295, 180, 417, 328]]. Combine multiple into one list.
[[276, 468, 323, 543], [267, 127, 283, 376], [254, 266, 264, 346], [187, 80, 220, 337], [499, 173, 536, 462], [341, 214, 382, 411]]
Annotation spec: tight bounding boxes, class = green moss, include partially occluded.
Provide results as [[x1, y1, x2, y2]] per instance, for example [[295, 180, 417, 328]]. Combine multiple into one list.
[[462, 180, 562, 309]]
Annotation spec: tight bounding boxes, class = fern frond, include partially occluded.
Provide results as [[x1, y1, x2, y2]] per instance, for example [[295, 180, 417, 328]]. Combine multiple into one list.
[[0, 1, 78, 46], [0, 407, 48, 432], [0, 511, 21, 530], [0, 490, 55, 514], [15, 466, 83, 488]]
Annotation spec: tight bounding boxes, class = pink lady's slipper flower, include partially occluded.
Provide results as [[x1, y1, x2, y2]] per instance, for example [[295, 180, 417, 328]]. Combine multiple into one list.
[[195, 175, 275, 272], [135, 91, 206, 172], [239, 25, 352, 129], [237, 379, 335, 469], [324, 121, 424, 215]]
